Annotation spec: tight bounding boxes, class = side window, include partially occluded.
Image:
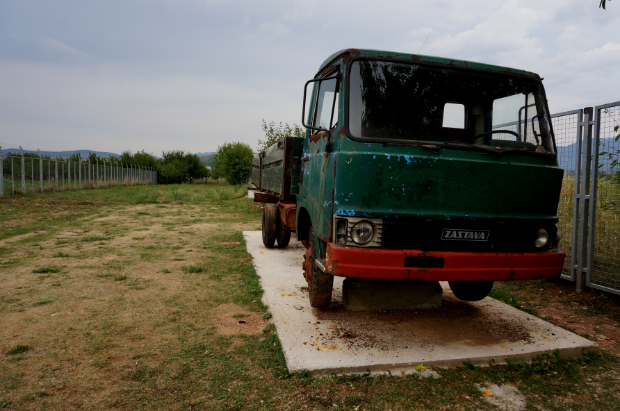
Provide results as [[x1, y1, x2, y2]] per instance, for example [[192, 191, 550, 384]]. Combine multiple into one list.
[[312, 77, 339, 131], [442, 103, 465, 129]]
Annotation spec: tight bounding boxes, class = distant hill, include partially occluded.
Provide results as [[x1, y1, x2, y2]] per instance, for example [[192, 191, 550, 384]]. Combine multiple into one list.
[[557, 137, 618, 172], [199, 154, 215, 168], [2, 148, 120, 159], [195, 152, 215, 157]]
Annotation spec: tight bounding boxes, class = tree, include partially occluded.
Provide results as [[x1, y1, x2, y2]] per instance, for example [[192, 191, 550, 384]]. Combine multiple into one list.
[[119, 150, 157, 168], [184, 153, 209, 184], [258, 120, 304, 151], [156, 151, 209, 184], [213, 142, 253, 186]]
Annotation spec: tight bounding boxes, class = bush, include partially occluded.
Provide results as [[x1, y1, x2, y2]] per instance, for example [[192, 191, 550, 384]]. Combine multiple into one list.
[[213, 142, 253, 186]]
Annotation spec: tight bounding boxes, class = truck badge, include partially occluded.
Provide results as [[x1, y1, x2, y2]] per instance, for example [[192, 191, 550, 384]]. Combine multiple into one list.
[[441, 229, 490, 241]]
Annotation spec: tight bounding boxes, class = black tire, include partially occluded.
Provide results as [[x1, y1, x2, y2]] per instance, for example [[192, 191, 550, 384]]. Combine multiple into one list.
[[262, 203, 278, 248], [448, 281, 494, 302], [307, 227, 333, 308], [276, 220, 291, 248]]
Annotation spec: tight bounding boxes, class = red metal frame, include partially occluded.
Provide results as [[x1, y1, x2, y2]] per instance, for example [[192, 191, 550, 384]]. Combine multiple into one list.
[[254, 192, 279, 203], [325, 243, 565, 281]]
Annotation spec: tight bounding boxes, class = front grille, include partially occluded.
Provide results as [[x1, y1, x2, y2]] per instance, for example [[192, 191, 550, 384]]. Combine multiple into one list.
[[381, 218, 557, 253]]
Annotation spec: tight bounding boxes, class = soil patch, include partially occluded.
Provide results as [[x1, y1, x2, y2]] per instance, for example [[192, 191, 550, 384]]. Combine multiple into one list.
[[210, 303, 267, 336]]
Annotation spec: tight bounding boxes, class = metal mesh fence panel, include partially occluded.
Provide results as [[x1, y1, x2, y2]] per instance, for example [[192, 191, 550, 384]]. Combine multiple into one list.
[[591, 103, 620, 293], [0, 151, 152, 198], [551, 111, 581, 277]]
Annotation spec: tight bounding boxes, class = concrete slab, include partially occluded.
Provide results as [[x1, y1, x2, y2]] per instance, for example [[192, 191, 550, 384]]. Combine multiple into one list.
[[243, 231, 598, 376]]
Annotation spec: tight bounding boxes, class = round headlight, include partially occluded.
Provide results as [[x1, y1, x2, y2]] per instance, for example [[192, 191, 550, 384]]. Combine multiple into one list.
[[535, 228, 549, 248], [351, 221, 374, 244]]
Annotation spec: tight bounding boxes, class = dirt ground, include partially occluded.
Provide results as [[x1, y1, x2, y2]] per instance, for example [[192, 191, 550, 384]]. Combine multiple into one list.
[[0, 201, 265, 409], [494, 280, 620, 357]]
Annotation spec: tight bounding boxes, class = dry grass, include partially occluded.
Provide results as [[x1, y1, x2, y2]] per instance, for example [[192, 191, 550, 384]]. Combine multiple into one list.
[[1, 184, 619, 410]]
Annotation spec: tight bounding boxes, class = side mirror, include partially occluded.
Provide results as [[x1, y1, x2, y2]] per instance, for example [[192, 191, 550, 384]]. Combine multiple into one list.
[[301, 73, 339, 134]]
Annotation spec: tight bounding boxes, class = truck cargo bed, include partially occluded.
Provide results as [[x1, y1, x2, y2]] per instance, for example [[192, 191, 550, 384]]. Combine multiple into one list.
[[252, 137, 303, 202]]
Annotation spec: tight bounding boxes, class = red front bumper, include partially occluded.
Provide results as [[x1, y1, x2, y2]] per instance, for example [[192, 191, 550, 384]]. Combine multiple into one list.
[[325, 243, 565, 281]]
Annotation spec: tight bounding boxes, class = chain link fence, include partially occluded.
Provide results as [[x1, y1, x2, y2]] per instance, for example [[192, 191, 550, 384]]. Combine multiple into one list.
[[1, 146, 157, 197]]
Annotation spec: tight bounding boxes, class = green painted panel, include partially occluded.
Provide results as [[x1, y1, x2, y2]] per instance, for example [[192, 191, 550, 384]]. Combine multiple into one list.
[[332, 138, 563, 220], [252, 138, 304, 198]]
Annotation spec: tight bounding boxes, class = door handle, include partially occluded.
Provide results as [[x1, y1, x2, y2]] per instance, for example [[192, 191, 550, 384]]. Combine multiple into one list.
[[301, 156, 309, 162]]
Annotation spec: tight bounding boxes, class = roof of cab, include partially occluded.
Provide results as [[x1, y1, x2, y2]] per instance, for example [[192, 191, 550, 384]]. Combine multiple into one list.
[[317, 48, 541, 80]]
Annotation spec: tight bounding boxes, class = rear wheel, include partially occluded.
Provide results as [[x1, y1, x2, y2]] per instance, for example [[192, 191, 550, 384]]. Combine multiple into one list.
[[448, 281, 494, 302], [262, 203, 278, 248], [276, 222, 291, 248], [303, 227, 333, 308]]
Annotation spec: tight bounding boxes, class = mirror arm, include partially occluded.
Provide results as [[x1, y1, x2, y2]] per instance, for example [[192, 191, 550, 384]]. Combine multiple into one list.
[[531, 115, 542, 145]]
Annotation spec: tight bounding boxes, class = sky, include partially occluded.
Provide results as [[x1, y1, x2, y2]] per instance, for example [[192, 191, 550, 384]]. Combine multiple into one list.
[[0, 0, 618, 155]]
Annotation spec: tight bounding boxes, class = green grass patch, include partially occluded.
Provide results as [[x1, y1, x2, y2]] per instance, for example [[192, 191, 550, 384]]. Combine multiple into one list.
[[182, 266, 204, 274], [31, 267, 60, 274], [82, 235, 112, 242], [113, 275, 127, 281], [32, 300, 53, 306], [6, 345, 31, 355], [489, 286, 537, 315]]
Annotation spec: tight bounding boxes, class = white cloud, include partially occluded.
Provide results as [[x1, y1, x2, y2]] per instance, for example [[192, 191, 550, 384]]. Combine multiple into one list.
[[1, 0, 619, 153]]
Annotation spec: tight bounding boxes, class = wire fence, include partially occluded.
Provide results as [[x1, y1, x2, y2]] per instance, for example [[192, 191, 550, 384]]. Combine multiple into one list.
[[487, 101, 620, 296], [551, 110, 582, 278], [1, 146, 157, 197], [591, 102, 620, 293]]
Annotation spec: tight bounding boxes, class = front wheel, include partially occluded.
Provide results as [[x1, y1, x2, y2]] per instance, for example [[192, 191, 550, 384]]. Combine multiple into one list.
[[303, 227, 333, 308], [448, 281, 494, 302]]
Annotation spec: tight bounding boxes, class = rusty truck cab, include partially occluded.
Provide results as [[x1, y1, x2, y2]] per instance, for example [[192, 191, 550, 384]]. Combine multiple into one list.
[[295, 48, 565, 307]]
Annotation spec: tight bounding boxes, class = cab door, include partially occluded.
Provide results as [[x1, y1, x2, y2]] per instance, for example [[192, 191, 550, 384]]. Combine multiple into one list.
[[301, 70, 340, 242]]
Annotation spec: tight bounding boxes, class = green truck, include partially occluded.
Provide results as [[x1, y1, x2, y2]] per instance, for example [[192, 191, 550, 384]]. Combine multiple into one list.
[[252, 48, 565, 308]]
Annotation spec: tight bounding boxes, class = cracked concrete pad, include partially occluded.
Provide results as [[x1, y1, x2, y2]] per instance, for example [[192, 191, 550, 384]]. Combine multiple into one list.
[[243, 231, 598, 376]]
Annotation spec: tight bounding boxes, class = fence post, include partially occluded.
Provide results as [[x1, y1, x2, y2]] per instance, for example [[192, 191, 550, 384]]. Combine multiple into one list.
[[576, 107, 594, 293], [54, 153, 58, 192], [20, 146, 25, 195], [67, 157, 72, 190], [0, 146, 3, 198], [38, 149, 43, 193], [96, 159, 99, 189], [79, 159, 82, 189]]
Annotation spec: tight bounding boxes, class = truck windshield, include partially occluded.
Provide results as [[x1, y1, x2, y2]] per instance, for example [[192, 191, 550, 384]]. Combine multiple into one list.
[[348, 60, 555, 153]]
